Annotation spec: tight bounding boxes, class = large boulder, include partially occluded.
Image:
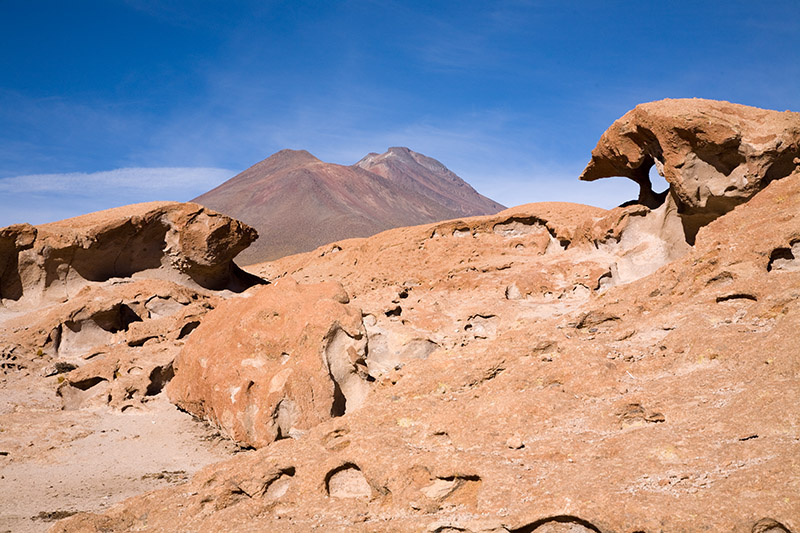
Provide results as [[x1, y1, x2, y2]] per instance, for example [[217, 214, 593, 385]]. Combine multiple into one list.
[[580, 98, 800, 223], [0, 201, 261, 310], [166, 279, 371, 448]]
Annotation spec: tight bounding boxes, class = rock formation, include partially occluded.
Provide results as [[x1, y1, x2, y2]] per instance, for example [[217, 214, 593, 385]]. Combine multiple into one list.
[[0, 201, 260, 311], [167, 279, 370, 448], [193, 148, 504, 264], [580, 98, 800, 242], [3, 99, 800, 532], [0, 202, 263, 410], [53, 162, 800, 532]]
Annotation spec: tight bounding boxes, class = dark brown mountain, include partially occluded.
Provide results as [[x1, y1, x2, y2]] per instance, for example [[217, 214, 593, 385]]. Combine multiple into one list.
[[192, 147, 504, 264]]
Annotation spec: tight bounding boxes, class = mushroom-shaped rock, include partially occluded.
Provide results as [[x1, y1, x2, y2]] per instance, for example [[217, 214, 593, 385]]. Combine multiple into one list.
[[0, 202, 261, 309], [580, 98, 800, 215], [166, 279, 371, 448]]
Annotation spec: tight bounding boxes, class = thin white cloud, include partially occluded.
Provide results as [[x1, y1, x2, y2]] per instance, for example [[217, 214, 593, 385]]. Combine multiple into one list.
[[0, 167, 234, 227], [0, 167, 232, 195]]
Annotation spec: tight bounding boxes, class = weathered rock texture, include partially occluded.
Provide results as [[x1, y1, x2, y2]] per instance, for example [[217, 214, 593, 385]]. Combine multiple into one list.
[[193, 147, 504, 264], [581, 98, 800, 241], [167, 279, 370, 448], [6, 99, 796, 532], [0, 201, 260, 311], [53, 167, 800, 532], [0, 202, 264, 408], [0, 202, 268, 531]]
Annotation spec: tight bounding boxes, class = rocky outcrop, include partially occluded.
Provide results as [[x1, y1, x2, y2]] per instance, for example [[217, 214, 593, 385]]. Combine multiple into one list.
[[0, 201, 265, 418], [53, 166, 800, 533], [15, 99, 799, 532], [166, 279, 371, 448], [0, 201, 260, 310], [580, 98, 800, 241]]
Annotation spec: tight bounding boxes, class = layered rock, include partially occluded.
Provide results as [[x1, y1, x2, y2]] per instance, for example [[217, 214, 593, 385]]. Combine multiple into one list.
[[0, 201, 260, 311], [167, 279, 371, 448]]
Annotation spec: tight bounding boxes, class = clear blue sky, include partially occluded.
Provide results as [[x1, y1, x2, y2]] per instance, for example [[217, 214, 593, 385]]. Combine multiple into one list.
[[1, 0, 799, 226]]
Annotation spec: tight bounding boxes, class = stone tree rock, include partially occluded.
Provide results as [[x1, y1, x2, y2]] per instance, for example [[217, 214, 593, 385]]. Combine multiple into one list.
[[580, 98, 800, 241], [0, 201, 261, 310], [166, 279, 371, 448]]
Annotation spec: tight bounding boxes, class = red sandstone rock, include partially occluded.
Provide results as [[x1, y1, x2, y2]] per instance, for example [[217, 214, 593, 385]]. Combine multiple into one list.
[[3, 100, 796, 532], [166, 279, 371, 448], [0, 201, 260, 311], [580, 98, 800, 217]]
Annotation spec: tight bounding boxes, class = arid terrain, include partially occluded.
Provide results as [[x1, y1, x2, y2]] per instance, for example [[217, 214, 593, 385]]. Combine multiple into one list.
[[1, 98, 799, 532]]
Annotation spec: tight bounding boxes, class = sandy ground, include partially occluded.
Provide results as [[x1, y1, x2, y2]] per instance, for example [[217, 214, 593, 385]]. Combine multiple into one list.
[[0, 372, 239, 533]]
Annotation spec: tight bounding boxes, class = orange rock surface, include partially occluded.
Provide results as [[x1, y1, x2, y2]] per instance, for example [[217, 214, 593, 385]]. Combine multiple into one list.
[[2, 100, 799, 533]]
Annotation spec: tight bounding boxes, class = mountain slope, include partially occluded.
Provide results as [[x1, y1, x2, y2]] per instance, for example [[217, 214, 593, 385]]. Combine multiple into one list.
[[354, 146, 505, 216], [193, 148, 504, 264]]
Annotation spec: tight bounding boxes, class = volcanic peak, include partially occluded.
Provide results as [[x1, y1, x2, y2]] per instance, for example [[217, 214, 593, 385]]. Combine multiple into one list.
[[192, 147, 504, 263]]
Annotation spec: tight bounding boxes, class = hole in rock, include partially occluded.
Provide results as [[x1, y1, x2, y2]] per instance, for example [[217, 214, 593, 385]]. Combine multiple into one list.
[[273, 398, 298, 440], [70, 376, 107, 391], [0, 235, 24, 301], [264, 467, 296, 500], [764, 152, 799, 184], [330, 380, 346, 417], [649, 165, 670, 196], [92, 303, 143, 333], [767, 242, 800, 272], [145, 363, 174, 396], [385, 305, 402, 317], [178, 321, 201, 339], [511, 515, 602, 533], [715, 293, 757, 303], [325, 464, 371, 499], [751, 517, 791, 533], [128, 336, 158, 348]]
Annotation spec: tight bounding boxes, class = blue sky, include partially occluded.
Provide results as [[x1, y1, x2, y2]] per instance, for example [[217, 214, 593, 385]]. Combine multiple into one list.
[[1, 0, 799, 226]]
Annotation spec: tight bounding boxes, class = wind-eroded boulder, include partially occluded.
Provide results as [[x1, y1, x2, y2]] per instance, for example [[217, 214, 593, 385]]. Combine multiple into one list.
[[167, 279, 371, 448], [0, 201, 261, 309], [580, 98, 800, 220]]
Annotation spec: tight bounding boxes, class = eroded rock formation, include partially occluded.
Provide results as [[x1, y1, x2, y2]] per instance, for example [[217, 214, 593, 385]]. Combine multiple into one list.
[[0, 201, 260, 310], [167, 279, 371, 448], [53, 165, 800, 533], [580, 98, 800, 241], [4, 100, 799, 532], [0, 202, 263, 411]]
